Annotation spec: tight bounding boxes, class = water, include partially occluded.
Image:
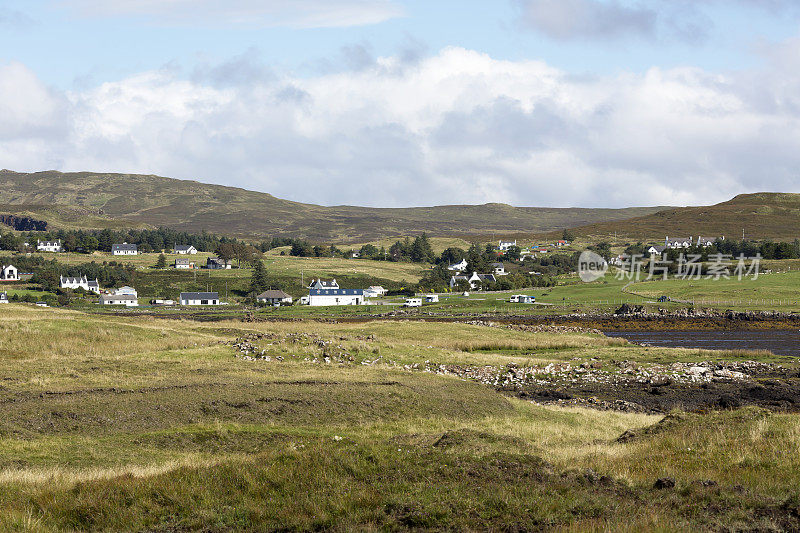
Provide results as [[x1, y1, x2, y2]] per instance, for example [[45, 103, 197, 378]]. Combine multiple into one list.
[[602, 330, 800, 357]]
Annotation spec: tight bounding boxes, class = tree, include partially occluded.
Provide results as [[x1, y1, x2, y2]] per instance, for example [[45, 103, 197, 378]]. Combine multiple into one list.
[[411, 233, 435, 263], [155, 253, 166, 269], [505, 245, 522, 261], [215, 243, 236, 263], [249, 260, 269, 295], [562, 229, 575, 242]]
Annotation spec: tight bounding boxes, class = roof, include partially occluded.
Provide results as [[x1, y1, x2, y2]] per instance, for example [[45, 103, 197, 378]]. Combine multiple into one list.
[[311, 279, 339, 288], [174, 244, 195, 251], [309, 289, 363, 296], [112, 243, 138, 251], [491, 263, 504, 267], [649, 245, 667, 253], [175, 258, 192, 264], [257, 290, 292, 299], [450, 275, 468, 280], [180, 292, 219, 300]]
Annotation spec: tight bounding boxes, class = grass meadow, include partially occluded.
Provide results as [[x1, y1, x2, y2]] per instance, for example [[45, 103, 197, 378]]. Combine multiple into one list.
[[0, 304, 798, 530]]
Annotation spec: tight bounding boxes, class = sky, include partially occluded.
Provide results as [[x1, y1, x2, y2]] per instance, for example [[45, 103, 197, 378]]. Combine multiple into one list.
[[1, 0, 800, 208]]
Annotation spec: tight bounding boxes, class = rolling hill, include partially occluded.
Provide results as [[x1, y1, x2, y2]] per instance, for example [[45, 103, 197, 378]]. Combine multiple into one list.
[[558, 193, 800, 242], [0, 170, 669, 242]]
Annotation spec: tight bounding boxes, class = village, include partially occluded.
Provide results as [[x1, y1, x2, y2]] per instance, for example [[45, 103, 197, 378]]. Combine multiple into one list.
[[0, 233, 784, 314]]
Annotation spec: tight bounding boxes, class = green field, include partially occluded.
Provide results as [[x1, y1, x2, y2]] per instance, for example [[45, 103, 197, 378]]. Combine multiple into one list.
[[0, 304, 798, 530]]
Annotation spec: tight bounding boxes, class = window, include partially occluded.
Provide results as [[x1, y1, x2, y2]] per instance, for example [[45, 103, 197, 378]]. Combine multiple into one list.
[[201, 300, 208, 305]]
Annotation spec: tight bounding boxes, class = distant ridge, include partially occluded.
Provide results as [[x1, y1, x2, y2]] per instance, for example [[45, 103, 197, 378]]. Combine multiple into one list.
[[0, 170, 669, 241], [556, 193, 800, 241]]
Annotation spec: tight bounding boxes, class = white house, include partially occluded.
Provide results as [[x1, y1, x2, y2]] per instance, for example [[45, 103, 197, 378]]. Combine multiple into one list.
[[256, 290, 293, 306], [404, 298, 422, 307], [696, 236, 717, 247], [363, 286, 387, 298], [423, 294, 439, 303], [308, 279, 339, 290], [665, 236, 692, 249], [447, 259, 468, 272], [307, 288, 364, 306], [180, 292, 220, 306], [60, 275, 100, 293], [112, 243, 138, 256], [0, 292, 8, 304], [468, 272, 496, 287], [509, 294, 535, 304], [173, 245, 198, 255], [1, 264, 19, 281], [174, 258, 195, 269], [491, 262, 507, 276], [37, 239, 62, 253], [498, 240, 517, 251], [99, 294, 138, 307], [647, 245, 667, 256]]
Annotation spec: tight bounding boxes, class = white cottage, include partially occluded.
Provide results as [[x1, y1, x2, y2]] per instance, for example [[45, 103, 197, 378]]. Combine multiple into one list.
[[112, 243, 138, 256], [60, 275, 100, 294], [1, 264, 19, 281], [173, 245, 198, 255], [0, 291, 8, 304], [37, 240, 62, 253]]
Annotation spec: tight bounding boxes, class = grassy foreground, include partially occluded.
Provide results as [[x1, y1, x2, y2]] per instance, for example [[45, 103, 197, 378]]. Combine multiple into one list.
[[0, 304, 799, 531]]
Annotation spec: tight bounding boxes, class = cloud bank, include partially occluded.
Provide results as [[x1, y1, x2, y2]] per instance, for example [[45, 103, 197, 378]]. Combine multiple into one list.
[[516, 0, 800, 42], [2, 44, 800, 208]]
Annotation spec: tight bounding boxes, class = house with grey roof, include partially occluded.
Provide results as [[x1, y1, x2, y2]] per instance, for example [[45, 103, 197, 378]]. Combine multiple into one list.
[[0, 291, 8, 304], [205, 257, 232, 269], [174, 257, 195, 269], [112, 243, 138, 256], [665, 236, 692, 249], [180, 292, 220, 305], [256, 290, 293, 306]]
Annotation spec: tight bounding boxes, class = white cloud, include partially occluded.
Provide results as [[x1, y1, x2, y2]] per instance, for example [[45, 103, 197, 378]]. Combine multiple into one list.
[[59, 0, 403, 28], [4, 45, 800, 208]]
